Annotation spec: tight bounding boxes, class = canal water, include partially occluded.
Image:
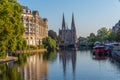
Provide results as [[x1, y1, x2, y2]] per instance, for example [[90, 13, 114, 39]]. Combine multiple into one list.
[[0, 50, 120, 80]]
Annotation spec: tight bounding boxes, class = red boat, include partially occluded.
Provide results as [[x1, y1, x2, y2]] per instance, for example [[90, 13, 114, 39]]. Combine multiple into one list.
[[93, 46, 107, 55], [94, 55, 107, 59]]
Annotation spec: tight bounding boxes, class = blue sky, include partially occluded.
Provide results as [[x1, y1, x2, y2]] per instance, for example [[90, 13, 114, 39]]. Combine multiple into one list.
[[18, 0, 120, 37]]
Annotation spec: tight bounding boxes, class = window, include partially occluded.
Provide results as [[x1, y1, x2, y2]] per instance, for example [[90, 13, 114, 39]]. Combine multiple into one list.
[[30, 24, 32, 26], [26, 24, 29, 26]]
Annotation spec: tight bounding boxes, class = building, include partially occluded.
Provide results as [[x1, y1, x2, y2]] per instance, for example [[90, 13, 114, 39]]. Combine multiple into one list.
[[59, 14, 77, 49], [21, 6, 48, 46], [112, 20, 120, 33]]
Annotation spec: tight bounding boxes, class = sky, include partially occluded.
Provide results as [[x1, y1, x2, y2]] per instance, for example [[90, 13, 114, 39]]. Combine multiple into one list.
[[18, 0, 120, 37]]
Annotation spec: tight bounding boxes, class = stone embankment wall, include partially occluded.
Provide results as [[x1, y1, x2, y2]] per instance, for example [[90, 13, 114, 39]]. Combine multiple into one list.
[[15, 49, 47, 54]]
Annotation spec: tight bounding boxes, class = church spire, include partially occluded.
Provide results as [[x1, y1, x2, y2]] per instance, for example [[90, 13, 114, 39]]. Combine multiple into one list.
[[71, 13, 77, 44], [62, 13, 66, 30], [71, 13, 76, 31]]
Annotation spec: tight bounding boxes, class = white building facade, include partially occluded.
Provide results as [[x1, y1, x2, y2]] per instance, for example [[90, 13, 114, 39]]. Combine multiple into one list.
[[21, 6, 48, 46]]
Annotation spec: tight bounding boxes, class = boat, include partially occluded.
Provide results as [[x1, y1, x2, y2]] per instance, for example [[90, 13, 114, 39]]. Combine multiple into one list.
[[111, 43, 120, 62], [104, 44, 113, 56], [94, 41, 101, 46], [93, 46, 107, 55], [92, 45, 108, 60], [93, 53, 107, 60]]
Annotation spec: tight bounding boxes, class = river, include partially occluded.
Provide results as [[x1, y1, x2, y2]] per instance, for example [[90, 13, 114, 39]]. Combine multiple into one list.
[[0, 50, 120, 80]]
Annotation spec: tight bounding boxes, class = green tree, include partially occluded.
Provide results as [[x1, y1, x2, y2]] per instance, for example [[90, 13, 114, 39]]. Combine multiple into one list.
[[0, 0, 25, 58], [43, 37, 56, 51], [97, 27, 110, 41], [48, 30, 57, 41], [89, 33, 96, 42], [107, 29, 116, 41]]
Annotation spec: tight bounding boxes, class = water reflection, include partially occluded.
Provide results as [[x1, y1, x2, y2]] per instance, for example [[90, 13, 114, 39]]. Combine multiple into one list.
[[109, 57, 120, 72], [18, 54, 48, 80], [17, 54, 27, 66], [0, 63, 22, 80], [59, 51, 77, 78], [0, 51, 57, 80], [2, 51, 120, 80], [43, 51, 57, 61]]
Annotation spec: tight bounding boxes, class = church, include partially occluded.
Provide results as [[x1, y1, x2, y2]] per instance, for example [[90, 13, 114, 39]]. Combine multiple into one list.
[[59, 14, 77, 49]]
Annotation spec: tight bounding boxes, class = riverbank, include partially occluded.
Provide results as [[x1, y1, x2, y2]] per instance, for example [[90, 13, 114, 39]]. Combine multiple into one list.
[[0, 49, 47, 63], [15, 49, 47, 54], [0, 56, 17, 64]]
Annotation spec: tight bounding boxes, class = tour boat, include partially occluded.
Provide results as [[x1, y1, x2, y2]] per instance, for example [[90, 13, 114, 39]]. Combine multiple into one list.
[[93, 46, 107, 55]]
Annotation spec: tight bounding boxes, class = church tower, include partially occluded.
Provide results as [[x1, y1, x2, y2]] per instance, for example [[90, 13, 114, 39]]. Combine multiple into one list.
[[62, 13, 66, 30], [71, 13, 76, 31], [59, 13, 66, 44], [59, 13, 77, 50], [71, 13, 77, 44]]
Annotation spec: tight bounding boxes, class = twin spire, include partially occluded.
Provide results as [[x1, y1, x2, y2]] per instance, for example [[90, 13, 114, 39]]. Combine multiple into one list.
[[62, 13, 66, 30], [62, 13, 76, 30]]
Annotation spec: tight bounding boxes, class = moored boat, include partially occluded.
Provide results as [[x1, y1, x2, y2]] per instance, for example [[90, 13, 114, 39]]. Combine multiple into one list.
[[93, 46, 107, 55], [111, 43, 120, 62], [93, 53, 107, 60], [104, 44, 113, 56]]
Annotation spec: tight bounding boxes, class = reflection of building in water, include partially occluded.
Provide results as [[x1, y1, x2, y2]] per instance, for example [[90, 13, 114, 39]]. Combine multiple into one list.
[[18, 54, 48, 80], [59, 51, 77, 76]]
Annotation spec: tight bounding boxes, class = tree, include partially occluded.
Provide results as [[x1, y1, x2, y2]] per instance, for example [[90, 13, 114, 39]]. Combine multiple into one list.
[[89, 33, 96, 42], [43, 37, 56, 51], [0, 0, 25, 58], [48, 30, 57, 41], [97, 27, 110, 41], [107, 29, 116, 41]]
